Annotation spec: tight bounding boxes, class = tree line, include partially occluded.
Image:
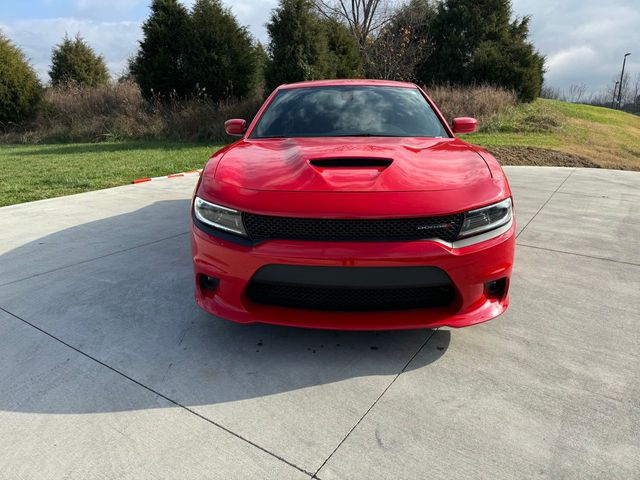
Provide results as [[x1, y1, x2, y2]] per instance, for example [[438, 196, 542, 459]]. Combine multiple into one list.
[[1, 0, 544, 127]]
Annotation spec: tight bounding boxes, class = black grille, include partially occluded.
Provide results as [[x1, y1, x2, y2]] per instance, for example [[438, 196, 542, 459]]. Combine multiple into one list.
[[247, 282, 455, 311], [242, 212, 463, 242]]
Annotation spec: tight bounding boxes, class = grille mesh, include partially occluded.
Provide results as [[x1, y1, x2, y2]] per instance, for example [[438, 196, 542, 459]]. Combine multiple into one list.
[[242, 212, 463, 242], [247, 283, 455, 311]]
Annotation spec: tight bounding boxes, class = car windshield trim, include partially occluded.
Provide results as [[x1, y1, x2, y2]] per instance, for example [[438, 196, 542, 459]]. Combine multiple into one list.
[[250, 86, 450, 140]]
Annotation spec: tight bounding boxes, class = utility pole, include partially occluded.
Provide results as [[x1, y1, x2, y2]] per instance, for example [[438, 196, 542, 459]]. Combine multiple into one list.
[[617, 53, 631, 109], [612, 81, 619, 107]]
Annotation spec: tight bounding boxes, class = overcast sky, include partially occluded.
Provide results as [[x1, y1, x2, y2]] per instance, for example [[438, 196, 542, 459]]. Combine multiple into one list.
[[1, 0, 638, 95]]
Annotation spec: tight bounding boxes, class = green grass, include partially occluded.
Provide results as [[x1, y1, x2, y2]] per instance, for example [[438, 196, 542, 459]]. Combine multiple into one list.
[[0, 141, 223, 207], [467, 99, 640, 170]]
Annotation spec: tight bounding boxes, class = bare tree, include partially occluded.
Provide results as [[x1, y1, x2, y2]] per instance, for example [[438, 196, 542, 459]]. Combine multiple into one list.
[[566, 83, 587, 103], [574, 73, 640, 114], [633, 73, 640, 111], [617, 71, 632, 108], [540, 84, 561, 100], [313, 0, 393, 49], [364, 0, 434, 80], [584, 90, 607, 105]]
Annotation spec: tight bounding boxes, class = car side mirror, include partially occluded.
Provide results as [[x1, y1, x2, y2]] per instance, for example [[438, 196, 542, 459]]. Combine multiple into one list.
[[452, 117, 478, 134], [224, 119, 247, 137]]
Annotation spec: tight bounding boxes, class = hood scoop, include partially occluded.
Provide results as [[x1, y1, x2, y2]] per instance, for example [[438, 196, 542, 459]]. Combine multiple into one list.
[[310, 157, 393, 169]]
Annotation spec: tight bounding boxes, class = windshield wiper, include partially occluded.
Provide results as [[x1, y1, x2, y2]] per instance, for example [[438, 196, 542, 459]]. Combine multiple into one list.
[[255, 133, 404, 138], [335, 133, 376, 137]]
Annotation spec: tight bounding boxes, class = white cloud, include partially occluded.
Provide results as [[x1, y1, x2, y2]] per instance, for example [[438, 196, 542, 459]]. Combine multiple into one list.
[[512, 0, 640, 93], [234, 0, 276, 42], [547, 46, 597, 73], [0, 18, 142, 81], [72, 0, 147, 20], [74, 0, 143, 7]]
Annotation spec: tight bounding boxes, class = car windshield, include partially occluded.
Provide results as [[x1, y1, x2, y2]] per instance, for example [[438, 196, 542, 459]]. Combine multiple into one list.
[[250, 86, 449, 139]]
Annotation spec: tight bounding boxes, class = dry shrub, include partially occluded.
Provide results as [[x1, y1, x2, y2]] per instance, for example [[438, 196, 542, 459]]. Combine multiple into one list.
[[22, 81, 160, 142], [2, 82, 519, 143], [425, 84, 518, 124], [1, 81, 262, 143], [162, 96, 263, 142]]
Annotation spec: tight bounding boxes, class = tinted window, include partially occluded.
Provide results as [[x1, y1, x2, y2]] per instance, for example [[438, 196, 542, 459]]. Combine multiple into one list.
[[251, 86, 449, 138]]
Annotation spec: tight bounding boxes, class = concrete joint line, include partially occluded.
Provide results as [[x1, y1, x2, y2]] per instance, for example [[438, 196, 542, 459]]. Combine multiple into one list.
[[553, 190, 640, 203], [312, 329, 439, 479], [516, 168, 576, 240], [0, 305, 314, 478], [517, 243, 640, 267], [0, 231, 190, 289]]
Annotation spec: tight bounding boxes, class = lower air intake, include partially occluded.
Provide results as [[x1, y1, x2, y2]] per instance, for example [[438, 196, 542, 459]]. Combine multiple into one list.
[[247, 283, 455, 311], [246, 265, 456, 312]]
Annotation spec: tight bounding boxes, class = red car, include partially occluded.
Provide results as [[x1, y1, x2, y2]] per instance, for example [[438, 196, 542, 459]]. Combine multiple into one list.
[[191, 79, 514, 330]]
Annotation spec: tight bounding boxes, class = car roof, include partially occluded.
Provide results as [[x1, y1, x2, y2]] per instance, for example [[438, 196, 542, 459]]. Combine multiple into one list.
[[278, 79, 419, 90]]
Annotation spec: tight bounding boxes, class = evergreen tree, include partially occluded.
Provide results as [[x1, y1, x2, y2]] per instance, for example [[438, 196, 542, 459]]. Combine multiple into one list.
[[185, 0, 255, 101], [251, 42, 269, 96], [49, 34, 109, 86], [0, 31, 41, 126], [265, 0, 331, 91], [130, 0, 190, 100], [418, 0, 544, 101], [323, 19, 363, 78]]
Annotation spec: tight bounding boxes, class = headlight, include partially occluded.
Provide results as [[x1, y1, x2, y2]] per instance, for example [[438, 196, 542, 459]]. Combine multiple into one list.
[[458, 198, 512, 239], [194, 197, 247, 237]]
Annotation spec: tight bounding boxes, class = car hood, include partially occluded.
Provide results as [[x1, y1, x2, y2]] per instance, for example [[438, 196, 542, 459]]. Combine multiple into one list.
[[214, 137, 491, 193]]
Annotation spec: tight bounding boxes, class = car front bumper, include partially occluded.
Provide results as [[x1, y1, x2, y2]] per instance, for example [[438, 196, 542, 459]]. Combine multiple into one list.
[[191, 219, 515, 330]]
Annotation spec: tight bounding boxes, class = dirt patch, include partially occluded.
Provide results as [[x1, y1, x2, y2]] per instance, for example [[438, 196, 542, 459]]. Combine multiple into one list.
[[488, 146, 600, 168]]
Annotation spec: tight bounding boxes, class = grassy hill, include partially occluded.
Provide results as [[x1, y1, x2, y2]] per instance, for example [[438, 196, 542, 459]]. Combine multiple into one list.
[[468, 99, 640, 171]]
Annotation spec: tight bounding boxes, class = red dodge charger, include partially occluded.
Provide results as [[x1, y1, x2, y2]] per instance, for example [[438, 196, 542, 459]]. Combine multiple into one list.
[[191, 80, 515, 330]]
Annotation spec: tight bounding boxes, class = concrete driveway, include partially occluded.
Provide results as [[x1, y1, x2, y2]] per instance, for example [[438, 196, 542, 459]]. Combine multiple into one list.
[[0, 166, 638, 479]]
